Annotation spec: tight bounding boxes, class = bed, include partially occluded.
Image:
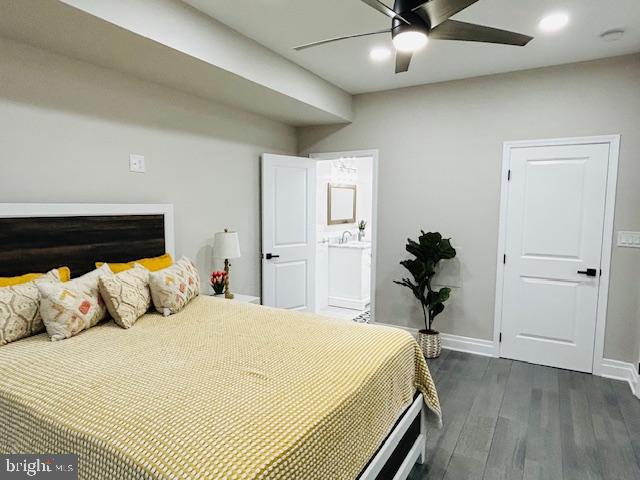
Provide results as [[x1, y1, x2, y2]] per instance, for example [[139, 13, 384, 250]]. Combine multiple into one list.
[[0, 204, 441, 480]]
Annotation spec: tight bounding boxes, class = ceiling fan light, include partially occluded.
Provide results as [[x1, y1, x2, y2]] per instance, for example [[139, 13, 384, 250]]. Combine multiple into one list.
[[393, 31, 428, 52]]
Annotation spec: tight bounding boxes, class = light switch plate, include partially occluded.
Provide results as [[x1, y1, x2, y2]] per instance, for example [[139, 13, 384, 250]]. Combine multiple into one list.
[[617, 231, 640, 248], [129, 154, 145, 173]]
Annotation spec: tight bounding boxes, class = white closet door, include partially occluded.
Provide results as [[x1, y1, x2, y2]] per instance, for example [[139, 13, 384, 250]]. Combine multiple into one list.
[[500, 143, 610, 373]]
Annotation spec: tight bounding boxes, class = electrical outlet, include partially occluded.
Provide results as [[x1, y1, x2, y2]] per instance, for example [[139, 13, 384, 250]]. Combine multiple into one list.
[[617, 231, 640, 248], [129, 154, 145, 173]]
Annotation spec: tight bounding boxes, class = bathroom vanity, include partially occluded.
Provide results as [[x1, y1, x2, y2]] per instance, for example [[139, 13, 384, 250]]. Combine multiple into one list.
[[328, 241, 371, 310]]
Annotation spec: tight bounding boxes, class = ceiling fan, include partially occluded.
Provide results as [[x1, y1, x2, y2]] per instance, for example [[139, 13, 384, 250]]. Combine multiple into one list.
[[294, 0, 533, 73]]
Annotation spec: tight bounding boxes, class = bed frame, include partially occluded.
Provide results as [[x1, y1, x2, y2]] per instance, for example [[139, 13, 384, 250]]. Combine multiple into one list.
[[0, 202, 428, 480], [359, 393, 428, 479], [0, 203, 174, 277]]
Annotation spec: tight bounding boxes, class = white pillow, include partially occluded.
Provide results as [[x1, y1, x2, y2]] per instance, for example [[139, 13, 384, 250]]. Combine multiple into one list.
[[38, 265, 110, 341], [98, 264, 151, 329], [149, 257, 200, 316], [0, 269, 63, 346]]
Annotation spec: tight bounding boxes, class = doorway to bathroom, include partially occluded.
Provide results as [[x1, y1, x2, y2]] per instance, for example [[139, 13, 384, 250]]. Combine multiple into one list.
[[311, 150, 378, 323]]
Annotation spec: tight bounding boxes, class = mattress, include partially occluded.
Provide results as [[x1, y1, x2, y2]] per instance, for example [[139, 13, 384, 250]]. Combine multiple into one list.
[[0, 296, 440, 479]]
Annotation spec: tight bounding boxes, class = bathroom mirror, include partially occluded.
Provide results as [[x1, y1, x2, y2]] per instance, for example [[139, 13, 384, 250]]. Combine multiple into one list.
[[328, 184, 357, 225]]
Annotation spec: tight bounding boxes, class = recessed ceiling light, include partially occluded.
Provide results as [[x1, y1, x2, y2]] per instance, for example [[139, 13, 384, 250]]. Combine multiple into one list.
[[370, 46, 392, 61], [393, 31, 428, 53], [538, 13, 569, 32]]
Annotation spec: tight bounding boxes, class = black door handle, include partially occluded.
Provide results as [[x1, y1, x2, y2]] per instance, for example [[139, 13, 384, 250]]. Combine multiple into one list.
[[577, 268, 597, 277], [265, 253, 280, 260]]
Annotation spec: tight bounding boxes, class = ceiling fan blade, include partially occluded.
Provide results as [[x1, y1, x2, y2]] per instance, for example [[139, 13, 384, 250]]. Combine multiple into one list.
[[359, 0, 410, 24], [412, 0, 480, 28], [430, 20, 533, 46], [294, 29, 391, 51], [395, 50, 413, 73]]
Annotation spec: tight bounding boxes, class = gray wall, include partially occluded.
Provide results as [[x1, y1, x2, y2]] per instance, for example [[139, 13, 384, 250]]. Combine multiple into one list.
[[2, 35, 638, 364], [0, 37, 297, 297], [299, 54, 640, 363]]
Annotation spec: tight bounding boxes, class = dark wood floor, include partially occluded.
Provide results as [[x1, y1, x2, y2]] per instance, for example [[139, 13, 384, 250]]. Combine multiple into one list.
[[409, 350, 640, 480]]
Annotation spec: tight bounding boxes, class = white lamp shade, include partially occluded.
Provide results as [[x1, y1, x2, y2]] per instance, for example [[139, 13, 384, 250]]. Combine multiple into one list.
[[214, 231, 241, 259]]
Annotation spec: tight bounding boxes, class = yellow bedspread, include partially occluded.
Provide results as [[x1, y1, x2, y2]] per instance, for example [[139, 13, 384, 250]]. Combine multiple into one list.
[[0, 296, 440, 479]]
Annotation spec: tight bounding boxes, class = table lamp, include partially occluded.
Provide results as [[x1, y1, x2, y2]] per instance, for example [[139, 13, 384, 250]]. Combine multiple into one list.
[[213, 229, 241, 299]]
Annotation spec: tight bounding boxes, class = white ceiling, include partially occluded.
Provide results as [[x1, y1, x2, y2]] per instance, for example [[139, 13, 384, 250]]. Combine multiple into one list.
[[183, 0, 640, 94], [1, 0, 353, 125]]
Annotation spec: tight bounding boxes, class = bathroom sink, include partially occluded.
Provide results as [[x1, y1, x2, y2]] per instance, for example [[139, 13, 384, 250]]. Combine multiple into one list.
[[329, 241, 372, 249]]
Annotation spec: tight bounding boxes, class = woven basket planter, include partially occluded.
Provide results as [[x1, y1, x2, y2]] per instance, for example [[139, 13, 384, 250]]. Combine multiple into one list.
[[418, 330, 441, 359]]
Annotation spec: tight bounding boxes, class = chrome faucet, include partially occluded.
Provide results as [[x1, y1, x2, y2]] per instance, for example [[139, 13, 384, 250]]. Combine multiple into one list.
[[340, 231, 353, 244]]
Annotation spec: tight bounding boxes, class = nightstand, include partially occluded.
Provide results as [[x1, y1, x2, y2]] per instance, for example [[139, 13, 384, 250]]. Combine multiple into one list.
[[229, 294, 261, 305], [206, 292, 261, 305]]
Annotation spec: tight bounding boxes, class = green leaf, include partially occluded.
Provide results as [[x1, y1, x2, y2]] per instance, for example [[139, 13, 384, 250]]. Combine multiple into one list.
[[438, 238, 457, 259], [424, 259, 436, 276], [405, 240, 426, 261], [437, 287, 451, 303], [399, 259, 426, 283], [426, 287, 451, 308], [420, 232, 442, 247], [430, 302, 445, 318]]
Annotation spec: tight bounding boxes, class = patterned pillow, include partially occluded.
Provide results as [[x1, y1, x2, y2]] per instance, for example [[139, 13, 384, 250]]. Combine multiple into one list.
[[38, 265, 110, 341], [149, 257, 200, 316], [0, 269, 63, 346], [98, 264, 151, 329]]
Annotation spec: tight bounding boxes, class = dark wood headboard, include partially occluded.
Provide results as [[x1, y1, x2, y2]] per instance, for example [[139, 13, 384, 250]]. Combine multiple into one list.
[[0, 204, 174, 278]]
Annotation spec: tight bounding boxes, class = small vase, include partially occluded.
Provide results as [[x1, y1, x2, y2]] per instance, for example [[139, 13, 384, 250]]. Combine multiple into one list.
[[358, 229, 365, 241], [418, 330, 441, 359], [212, 284, 224, 295]]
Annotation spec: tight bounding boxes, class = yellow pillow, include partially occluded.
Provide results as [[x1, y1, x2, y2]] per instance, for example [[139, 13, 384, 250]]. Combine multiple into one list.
[[0, 266, 70, 287], [96, 253, 173, 273]]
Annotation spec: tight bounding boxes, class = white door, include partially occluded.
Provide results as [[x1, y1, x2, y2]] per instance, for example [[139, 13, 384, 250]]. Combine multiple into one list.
[[261, 154, 316, 311], [500, 143, 610, 372]]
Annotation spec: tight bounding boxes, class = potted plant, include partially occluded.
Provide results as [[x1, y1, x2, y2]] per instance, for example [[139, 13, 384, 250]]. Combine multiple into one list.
[[394, 231, 457, 358], [210, 270, 227, 295], [358, 220, 367, 241]]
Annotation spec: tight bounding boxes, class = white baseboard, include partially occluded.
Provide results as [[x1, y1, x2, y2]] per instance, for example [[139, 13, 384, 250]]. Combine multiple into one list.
[[328, 296, 369, 310], [374, 322, 640, 399], [374, 323, 498, 358], [599, 358, 640, 399], [439, 333, 498, 358]]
